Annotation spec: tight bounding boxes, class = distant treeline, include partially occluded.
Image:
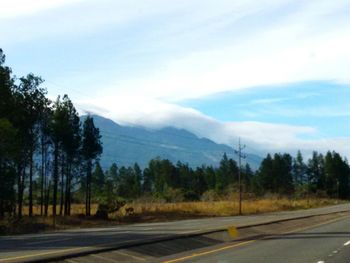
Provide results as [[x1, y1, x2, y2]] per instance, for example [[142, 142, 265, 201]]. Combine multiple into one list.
[[86, 150, 350, 204], [0, 49, 102, 219]]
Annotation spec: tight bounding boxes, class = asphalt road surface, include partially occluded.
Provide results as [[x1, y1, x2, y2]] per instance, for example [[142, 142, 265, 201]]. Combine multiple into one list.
[[166, 211, 350, 263], [1, 203, 350, 262]]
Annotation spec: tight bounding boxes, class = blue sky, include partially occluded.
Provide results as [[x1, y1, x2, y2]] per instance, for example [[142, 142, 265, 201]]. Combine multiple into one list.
[[181, 81, 350, 139], [1, 0, 350, 156]]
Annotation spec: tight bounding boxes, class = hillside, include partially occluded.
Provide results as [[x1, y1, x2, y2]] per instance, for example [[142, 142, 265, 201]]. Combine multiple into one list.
[[84, 115, 262, 170]]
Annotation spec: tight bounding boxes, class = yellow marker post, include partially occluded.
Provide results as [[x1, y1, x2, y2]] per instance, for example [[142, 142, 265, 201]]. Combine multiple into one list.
[[227, 226, 239, 238]]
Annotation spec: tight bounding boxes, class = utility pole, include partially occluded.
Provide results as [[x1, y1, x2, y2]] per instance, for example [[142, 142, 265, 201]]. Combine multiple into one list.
[[234, 138, 246, 215]]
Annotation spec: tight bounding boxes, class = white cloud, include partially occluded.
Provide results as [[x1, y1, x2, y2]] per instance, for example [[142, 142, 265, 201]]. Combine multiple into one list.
[[4, 0, 350, 158], [0, 0, 85, 19], [77, 97, 350, 158], [114, 23, 350, 102], [64, 0, 349, 103], [4, 0, 350, 100]]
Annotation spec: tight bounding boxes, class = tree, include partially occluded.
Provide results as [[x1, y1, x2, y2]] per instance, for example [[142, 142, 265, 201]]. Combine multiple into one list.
[[60, 95, 81, 216], [50, 96, 66, 223], [82, 115, 102, 216], [256, 153, 293, 195], [324, 151, 337, 197], [203, 166, 216, 190], [274, 153, 294, 195], [324, 151, 350, 199], [257, 154, 274, 193], [215, 153, 239, 192], [17, 74, 46, 216], [107, 162, 119, 195], [242, 163, 254, 192], [0, 49, 17, 217], [104, 163, 118, 204], [132, 163, 142, 197], [292, 150, 307, 187], [0, 119, 17, 218], [92, 162, 105, 200], [190, 167, 207, 200], [306, 151, 325, 194], [0, 49, 15, 120], [38, 99, 52, 216], [142, 167, 153, 193]]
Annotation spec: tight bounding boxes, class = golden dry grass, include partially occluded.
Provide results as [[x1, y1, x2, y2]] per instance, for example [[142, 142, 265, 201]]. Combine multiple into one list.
[[22, 204, 99, 217], [127, 198, 343, 218], [22, 198, 343, 218]]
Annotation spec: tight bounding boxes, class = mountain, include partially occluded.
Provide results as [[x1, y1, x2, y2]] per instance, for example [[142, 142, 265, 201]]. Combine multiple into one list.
[[82, 115, 262, 170]]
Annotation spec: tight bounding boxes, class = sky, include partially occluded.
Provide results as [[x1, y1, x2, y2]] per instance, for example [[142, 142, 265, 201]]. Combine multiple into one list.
[[1, 0, 350, 157]]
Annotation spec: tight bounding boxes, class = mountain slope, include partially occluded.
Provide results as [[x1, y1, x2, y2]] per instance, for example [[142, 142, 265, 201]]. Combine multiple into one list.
[[84, 115, 262, 170]]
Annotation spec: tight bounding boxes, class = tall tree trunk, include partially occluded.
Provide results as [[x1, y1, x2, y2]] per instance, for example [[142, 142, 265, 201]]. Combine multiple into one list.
[[17, 162, 24, 218], [59, 155, 65, 216], [0, 161, 3, 219], [0, 161, 5, 218], [40, 135, 45, 216], [0, 201, 3, 219], [53, 142, 59, 226], [64, 161, 70, 216], [67, 163, 72, 216], [44, 179, 50, 217], [86, 160, 92, 216], [29, 148, 33, 217]]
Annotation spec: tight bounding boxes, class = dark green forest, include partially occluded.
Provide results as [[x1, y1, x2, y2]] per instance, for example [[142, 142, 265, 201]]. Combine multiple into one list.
[[0, 49, 102, 219], [1, 48, 350, 220], [90, 150, 350, 204]]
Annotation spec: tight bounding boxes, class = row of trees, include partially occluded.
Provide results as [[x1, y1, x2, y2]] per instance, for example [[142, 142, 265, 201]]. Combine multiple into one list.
[[87, 154, 253, 203], [255, 151, 350, 199], [88, 150, 350, 203], [0, 49, 102, 219]]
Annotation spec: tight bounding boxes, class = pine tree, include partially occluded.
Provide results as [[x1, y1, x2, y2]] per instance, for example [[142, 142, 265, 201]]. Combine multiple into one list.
[[82, 115, 102, 216]]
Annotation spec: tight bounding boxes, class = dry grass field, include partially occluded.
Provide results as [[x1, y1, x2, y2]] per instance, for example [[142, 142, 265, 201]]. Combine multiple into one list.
[[127, 198, 342, 218], [1, 197, 344, 235], [23, 197, 341, 218]]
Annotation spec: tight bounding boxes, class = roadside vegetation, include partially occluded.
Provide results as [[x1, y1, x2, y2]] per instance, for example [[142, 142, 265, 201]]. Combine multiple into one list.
[[1, 48, 350, 235]]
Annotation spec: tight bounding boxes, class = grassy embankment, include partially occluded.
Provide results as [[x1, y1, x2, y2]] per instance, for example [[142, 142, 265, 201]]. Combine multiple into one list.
[[0, 197, 344, 235]]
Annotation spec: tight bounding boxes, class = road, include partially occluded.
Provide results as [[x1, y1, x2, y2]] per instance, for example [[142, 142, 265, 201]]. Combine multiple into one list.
[[0, 203, 350, 262], [164, 211, 350, 263]]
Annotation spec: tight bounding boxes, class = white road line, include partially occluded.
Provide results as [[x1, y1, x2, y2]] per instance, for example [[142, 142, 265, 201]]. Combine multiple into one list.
[[140, 228, 153, 231], [344, 240, 350, 246], [110, 231, 131, 234], [317, 261, 324, 263], [180, 230, 200, 234], [113, 250, 146, 261], [91, 254, 119, 263], [27, 237, 71, 245]]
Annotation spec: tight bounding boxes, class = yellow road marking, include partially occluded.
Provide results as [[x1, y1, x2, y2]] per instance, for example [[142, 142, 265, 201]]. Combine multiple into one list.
[[163, 214, 350, 263]]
